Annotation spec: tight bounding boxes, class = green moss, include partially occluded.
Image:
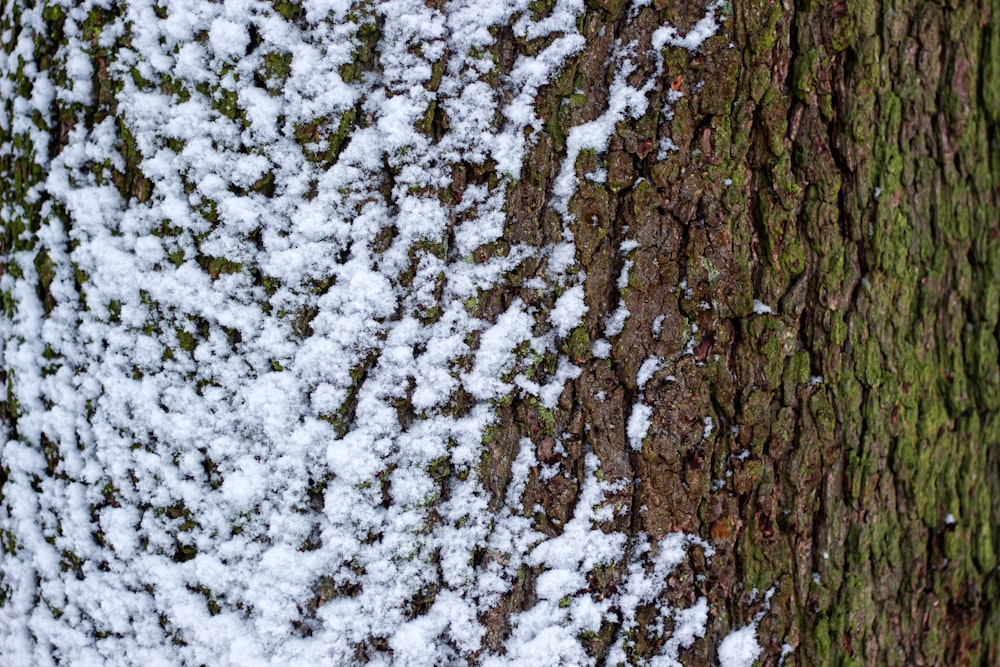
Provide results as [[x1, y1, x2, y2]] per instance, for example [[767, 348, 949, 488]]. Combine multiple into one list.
[[197, 198, 218, 224], [520, 352, 555, 384], [809, 391, 835, 441], [744, 0, 781, 57], [463, 295, 481, 317], [80, 6, 110, 43], [33, 249, 56, 313], [754, 327, 784, 389], [428, 456, 450, 483], [560, 325, 591, 361], [528, 0, 557, 18], [213, 84, 240, 121], [296, 108, 357, 164], [41, 3, 66, 22], [0, 290, 16, 320], [163, 246, 183, 267], [0, 527, 16, 557], [206, 256, 242, 278], [250, 170, 275, 195], [474, 447, 494, 485], [260, 51, 293, 94], [341, 20, 380, 82], [272, 0, 303, 20], [176, 328, 196, 353], [698, 256, 720, 284]]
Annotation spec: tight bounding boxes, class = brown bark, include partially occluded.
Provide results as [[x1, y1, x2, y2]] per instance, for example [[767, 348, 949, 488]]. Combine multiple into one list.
[[480, 0, 1000, 663]]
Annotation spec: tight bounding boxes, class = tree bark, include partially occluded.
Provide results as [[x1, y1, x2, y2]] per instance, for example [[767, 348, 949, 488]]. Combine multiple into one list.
[[1, 0, 998, 665]]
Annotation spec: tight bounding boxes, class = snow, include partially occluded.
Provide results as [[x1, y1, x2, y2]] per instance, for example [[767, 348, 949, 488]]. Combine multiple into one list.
[[209, 18, 250, 61], [550, 285, 588, 338], [551, 52, 652, 216], [619, 239, 640, 254], [637, 356, 663, 389], [718, 624, 763, 667], [462, 301, 535, 400], [606, 533, 714, 665], [617, 258, 635, 290], [651, 314, 666, 338], [657, 136, 679, 158], [1, 0, 738, 663], [604, 303, 631, 337], [627, 403, 653, 451], [652, 3, 722, 53], [591, 338, 612, 359]]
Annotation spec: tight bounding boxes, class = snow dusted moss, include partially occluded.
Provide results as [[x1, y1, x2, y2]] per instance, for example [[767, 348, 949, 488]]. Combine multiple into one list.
[[0, 0, 722, 663]]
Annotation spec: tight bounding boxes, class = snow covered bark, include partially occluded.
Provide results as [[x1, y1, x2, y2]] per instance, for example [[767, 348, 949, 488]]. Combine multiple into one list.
[[1, 0, 997, 665]]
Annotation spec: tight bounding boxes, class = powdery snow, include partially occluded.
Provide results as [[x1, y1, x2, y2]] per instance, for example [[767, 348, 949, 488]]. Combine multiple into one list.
[[651, 2, 723, 52], [627, 403, 654, 451], [0, 0, 728, 664], [718, 624, 764, 667], [636, 356, 663, 389], [550, 285, 588, 338]]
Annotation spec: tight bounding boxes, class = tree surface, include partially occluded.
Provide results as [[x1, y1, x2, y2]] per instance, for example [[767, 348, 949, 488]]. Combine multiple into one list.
[[1, 0, 998, 665]]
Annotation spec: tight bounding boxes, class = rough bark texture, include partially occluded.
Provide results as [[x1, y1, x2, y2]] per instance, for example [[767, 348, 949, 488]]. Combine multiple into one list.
[[479, 0, 1000, 663], [2, 0, 999, 665]]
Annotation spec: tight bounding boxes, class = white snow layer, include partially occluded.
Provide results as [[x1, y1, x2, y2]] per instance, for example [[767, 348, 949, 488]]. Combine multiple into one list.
[[0, 0, 724, 664], [652, 2, 723, 53], [627, 403, 653, 451], [718, 624, 764, 667]]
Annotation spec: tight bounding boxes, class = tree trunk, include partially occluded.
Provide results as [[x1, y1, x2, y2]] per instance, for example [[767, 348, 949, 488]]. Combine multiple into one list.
[[1, 0, 998, 664]]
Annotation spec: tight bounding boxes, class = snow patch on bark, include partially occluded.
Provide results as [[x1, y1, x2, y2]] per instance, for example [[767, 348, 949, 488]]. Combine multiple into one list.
[[0, 0, 728, 663], [718, 624, 763, 667]]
